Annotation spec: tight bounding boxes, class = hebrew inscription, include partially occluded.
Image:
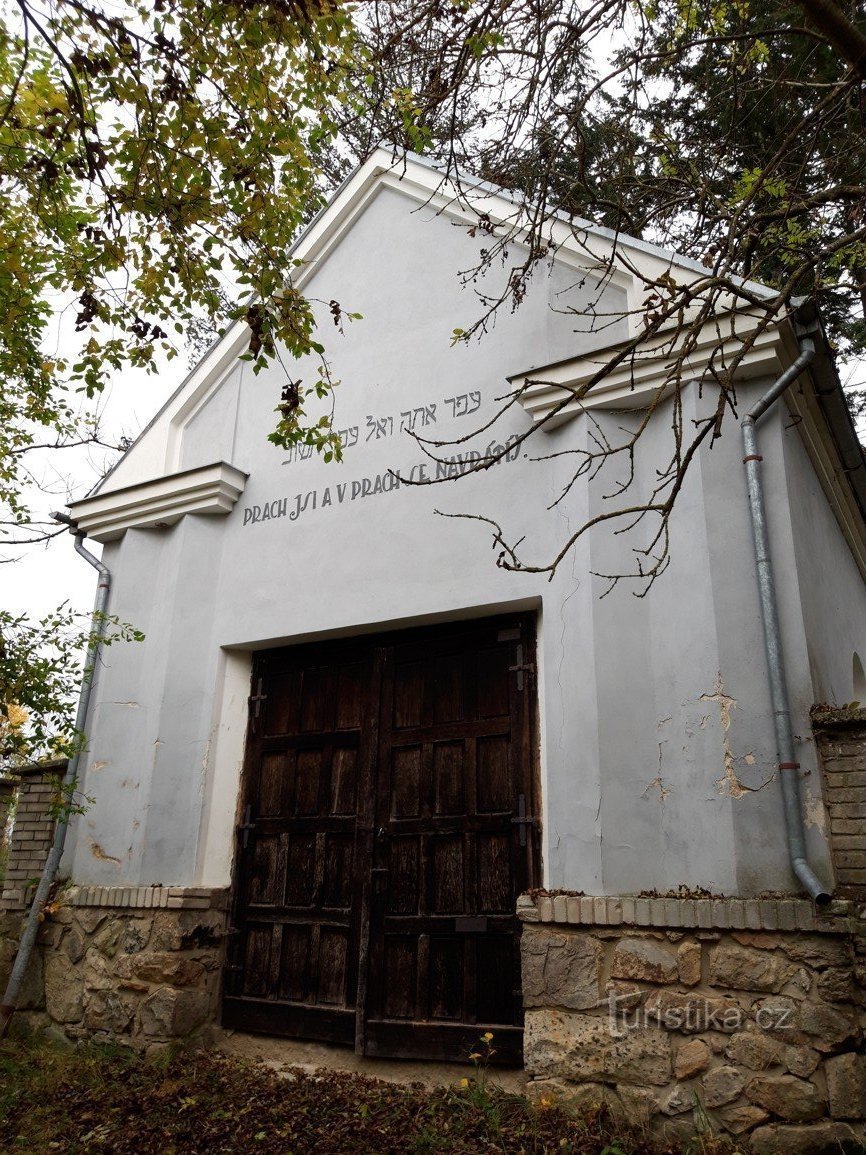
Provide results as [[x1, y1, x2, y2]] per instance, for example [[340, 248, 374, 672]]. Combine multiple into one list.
[[281, 389, 482, 465]]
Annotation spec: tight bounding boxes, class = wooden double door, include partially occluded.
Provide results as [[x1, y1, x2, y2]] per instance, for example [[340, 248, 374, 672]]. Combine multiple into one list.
[[223, 614, 539, 1063]]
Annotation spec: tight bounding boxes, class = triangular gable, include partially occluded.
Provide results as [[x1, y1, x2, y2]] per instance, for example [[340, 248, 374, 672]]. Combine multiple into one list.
[[69, 147, 866, 581], [87, 147, 774, 498]]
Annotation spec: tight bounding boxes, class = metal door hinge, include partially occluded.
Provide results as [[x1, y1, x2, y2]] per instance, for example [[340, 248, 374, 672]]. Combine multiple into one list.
[[509, 643, 535, 690], [237, 805, 255, 848], [511, 793, 538, 847], [249, 676, 267, 719]]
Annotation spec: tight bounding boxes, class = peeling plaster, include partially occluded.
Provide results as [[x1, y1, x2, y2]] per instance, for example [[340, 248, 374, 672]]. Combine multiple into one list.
[[644, 734, 673, 803], [89, 840, 122, 865], [701, 675, 775, 798], [112, 701, 140, 708], [803, 788, 828, 834], [643, 768, 671, 804], [89, 760, 108, 773], [700, 674, 746, 798]]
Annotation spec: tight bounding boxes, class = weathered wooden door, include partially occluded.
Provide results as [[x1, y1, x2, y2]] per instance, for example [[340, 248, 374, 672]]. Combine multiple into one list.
[[223, 615, 538, 1063]]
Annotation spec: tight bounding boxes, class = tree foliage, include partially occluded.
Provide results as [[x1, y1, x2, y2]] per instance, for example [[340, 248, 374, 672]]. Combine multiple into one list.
[[0, 606, 143, 773], [0, 0, 358, 540], [0, 0, 864, 629], [352, 0, 866, 355]]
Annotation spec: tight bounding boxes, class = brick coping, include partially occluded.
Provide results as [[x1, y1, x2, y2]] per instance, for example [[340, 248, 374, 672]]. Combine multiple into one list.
[[62, 885, 229, 912], [518, 892, 862, 934], [10, 884, 863, 929]]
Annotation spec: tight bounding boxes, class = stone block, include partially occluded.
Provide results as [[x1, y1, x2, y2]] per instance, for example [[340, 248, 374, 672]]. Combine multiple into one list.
[[780, 936, 851, 971], [817, 968, 859, 1004], [523, 1008, 672, 1086], [617, 1085, 659, 1124], [724, 1030, 782, 1070], [121, 918, 153, 955], [708, 943, 795, 993], [797, 999, 861, 1053], [75, 910, 107, 935], [644, 988, 743, 1034], [83, 989, 136, 1035], [826, 1053, 866, 1120], [130, 952, 205, 988], [745, 1075, 826, 1121], [140, 985, 210, 1038], [527, 1078, 620, 1114], [701, 1064, 745, 1108], [82, 948, 113, 991], [611, 937, 677, 985], [661, 1084, 694, 1115], [44, 953, 84, 1024], [62, 928, 87, 965], [716, 1103, 770, 1135], [150, 911, 225, 952], [520, 929, 602, 1011], [782, 1045, 820, 1078], [676, 941, 701, 987], [749, 1121, 864, 1154], [673, 1037, 711, 1079]]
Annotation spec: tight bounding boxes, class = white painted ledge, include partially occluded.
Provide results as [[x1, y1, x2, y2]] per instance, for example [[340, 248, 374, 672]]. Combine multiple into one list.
[[517, 892, 859, 934], [510, 319, 790, 428], [68, 461, 248, 543]]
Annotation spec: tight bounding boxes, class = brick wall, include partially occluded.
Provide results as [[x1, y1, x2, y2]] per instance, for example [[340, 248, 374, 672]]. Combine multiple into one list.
[[813, 708, 866, 894], [0, 763, 61, 912], [0, 778, 15, 870]]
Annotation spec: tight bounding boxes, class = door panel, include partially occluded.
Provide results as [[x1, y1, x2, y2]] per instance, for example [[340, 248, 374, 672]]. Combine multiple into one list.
[[223, 642, 373, 1044], [224, 614, 538, 1062], [362, 618, 534, 1063]]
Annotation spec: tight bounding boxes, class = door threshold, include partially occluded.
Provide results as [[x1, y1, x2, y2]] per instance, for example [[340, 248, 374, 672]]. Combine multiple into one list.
[[209, 1026, 529, 1093]]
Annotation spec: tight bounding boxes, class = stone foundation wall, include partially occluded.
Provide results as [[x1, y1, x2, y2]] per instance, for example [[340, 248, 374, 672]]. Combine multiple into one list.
[[519, 893, 866, 1153], [0, 885, 229, 1053]]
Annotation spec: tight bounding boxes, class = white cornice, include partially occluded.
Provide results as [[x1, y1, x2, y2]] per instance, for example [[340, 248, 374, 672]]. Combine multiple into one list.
[[786, 375, 866, 583], [509, 317, 791, 427], [508, 314, 866, 583], [68, 462, 247, 543]]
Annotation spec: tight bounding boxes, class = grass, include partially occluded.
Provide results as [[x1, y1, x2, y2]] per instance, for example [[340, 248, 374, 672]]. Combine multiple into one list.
[[0, 1036, 741, 1155]]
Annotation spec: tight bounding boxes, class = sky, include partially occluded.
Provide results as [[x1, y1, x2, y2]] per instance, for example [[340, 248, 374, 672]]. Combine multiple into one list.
[[1, 364, 180, 621]]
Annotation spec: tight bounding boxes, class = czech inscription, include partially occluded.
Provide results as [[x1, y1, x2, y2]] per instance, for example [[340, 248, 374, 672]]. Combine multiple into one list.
[[242, 435, 520, 527]]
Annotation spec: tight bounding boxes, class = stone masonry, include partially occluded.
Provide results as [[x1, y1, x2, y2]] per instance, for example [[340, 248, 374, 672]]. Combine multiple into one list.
[[813, 706, 866, 894], [0, 885, 229, 1053], [519, 892, 866, 1153], [0, 762, 61, 912]]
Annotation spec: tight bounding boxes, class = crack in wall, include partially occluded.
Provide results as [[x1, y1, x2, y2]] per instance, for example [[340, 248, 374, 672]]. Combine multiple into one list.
[[700, 675, 773, 798]]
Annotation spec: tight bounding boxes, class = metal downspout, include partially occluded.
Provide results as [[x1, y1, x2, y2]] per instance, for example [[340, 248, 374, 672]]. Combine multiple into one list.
[[741, 334, 831, 904], [0, 522, 112, 1037]]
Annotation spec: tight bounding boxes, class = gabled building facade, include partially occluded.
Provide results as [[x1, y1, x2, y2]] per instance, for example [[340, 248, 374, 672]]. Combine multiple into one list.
[[2, 150, 865, 1147]]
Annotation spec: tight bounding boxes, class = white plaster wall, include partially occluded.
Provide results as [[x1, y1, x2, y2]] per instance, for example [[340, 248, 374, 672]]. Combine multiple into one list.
[[61, 185, 865, 899], [781, 410, 866, 706]]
